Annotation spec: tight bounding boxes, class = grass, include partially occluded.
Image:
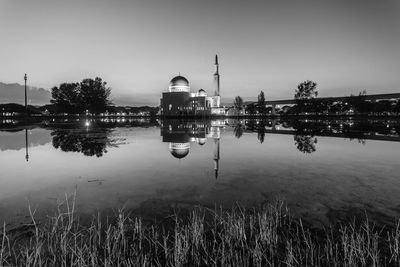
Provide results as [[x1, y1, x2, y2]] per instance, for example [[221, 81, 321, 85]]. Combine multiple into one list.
[[1, 194, 400, 266]]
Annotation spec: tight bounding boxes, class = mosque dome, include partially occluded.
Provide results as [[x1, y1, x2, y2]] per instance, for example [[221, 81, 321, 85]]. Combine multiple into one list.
[[169, 143, 190, 159], [169, 76, 190, 92], [170, 76, 189, 86], [197, 138, 207, 145], [198, 89, 207, 97]]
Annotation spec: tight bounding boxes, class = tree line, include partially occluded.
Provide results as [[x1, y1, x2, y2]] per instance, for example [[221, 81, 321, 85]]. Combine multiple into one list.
[[233, 80, 400, 116]]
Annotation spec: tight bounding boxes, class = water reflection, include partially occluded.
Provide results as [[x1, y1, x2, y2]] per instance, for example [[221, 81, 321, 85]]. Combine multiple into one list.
[[294, 134, 318, 154], [1, 118, 400, 228], [51, 128, 113, 157], [243, 120, 268, 143], [35, 118, 400, 159], [50, 120, 122, 157], [0, 127, 50, 151], [2, 118, 400, 161], [0, 117, 155, 160], [233, 118, 400, 154], [25, 128, 29, 161], [240, 118, 400, 145], [234, 123, 244, 139], [160, 120, 222, 178]]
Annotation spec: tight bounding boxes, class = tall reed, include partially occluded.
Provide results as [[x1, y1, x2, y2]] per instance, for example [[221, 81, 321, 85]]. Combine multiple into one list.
[[1, 197, 399, 266]]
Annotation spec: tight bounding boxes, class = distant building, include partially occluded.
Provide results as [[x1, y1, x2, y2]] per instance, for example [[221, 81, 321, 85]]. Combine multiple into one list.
[[160, 55, 224, 116]]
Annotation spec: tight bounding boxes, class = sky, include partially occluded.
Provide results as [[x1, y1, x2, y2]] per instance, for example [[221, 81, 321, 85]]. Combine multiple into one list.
[[1, 0, 400, 106]]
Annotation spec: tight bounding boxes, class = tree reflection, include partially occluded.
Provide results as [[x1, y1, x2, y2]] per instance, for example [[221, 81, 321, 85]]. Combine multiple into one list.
[[257, 129, 265, 144], [243, 120, 267, 143], [234, 123, 244, 139], [294, 134, 318, 154], [51, 128, 116, 157], [257, 121, 266, 144]]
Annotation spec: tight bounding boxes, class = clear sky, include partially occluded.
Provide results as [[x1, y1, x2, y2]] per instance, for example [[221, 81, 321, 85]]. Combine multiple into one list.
[[1, 0, 399, 105]]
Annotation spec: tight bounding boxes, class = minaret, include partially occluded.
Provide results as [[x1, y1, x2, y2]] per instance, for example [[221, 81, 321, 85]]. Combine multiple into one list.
[[213, 55, 220, 97], [213, 138, 220, 179]]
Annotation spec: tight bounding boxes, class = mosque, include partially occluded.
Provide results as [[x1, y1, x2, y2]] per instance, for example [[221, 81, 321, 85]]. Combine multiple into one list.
[[160, 55, 224, 116], [160, 120, 223, 179]]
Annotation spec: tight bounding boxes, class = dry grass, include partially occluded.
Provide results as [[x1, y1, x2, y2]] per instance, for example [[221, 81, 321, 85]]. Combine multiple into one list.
[[1, 195, 400, 266]]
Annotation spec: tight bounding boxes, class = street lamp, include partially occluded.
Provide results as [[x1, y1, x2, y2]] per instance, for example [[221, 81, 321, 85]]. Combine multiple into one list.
[[24, 73, 28, 116]]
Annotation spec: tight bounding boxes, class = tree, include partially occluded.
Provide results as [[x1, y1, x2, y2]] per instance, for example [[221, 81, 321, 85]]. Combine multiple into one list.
[[395, 99, 400, 115], [294, 80, 318, 100], [348, 90, 370, 114], [233, 96, 244, 116], [294, 80, 318, 114], [257, 91, 266, 114], [50, 83, 80, 113], [50, 77, 112, 114], [245, 103, 256, 115], [80, 78, 112, 114]]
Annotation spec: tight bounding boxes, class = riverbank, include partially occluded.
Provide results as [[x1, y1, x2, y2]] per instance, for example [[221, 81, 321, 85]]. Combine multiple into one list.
[[1, 199, 399, 266], [2, 113, 400, 123]]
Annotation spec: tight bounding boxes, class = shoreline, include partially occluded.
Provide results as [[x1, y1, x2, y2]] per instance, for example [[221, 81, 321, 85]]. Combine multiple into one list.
[[1, 113, 400, 120]]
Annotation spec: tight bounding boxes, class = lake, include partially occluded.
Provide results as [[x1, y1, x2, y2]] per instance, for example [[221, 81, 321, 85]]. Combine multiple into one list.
[[1, 118, 400, 228]]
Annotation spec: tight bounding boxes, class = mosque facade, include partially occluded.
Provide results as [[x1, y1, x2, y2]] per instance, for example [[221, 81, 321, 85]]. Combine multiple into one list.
[[160, 55, 224, 116]]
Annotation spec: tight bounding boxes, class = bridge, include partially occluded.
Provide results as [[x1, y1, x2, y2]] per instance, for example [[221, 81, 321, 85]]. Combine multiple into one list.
[[244, 93, 400, 114]]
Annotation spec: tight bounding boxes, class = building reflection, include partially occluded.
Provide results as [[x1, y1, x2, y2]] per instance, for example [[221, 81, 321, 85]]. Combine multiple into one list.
[[160, 120, 224, 179]]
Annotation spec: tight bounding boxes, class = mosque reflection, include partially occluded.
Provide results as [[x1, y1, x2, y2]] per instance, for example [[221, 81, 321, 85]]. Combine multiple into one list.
[[160, 120, 224, 178]]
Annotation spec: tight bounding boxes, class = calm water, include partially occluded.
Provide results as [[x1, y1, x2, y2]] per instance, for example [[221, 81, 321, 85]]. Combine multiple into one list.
[[1, 118, 400, 228]]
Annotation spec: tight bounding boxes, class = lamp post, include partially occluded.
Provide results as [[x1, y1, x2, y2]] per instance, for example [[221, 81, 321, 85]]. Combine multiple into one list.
[[24, 73, 28, 116]]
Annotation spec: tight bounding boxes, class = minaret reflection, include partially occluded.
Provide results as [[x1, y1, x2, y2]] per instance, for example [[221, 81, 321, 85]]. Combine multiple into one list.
[[160, 120, 223, 179], [213, 133, 220, 179], [25, 128, 29, 162]]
